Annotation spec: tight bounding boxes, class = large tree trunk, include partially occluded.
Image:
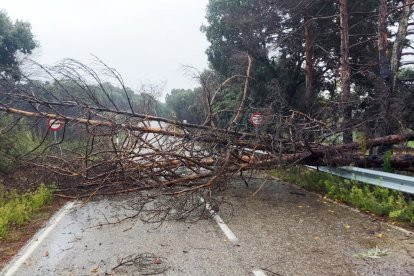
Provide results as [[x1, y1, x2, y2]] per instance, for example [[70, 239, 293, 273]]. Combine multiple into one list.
[[309, 153, 414, 170], [391, 0, 413, 90], [230, 53, 252, 128], [304, 16, 314, 111], [376, 0, 393, 151], [378, 0, 391, 81], [201, 78, 216, 128], [339, 0, 353, 143]]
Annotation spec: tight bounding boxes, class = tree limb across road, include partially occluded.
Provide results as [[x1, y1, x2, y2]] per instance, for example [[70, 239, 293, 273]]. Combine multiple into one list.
[[1, 59, 414, 221]]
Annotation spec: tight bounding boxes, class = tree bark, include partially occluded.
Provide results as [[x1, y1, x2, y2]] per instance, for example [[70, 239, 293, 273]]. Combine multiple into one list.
[[200, 76, 216, 128], [304, 16, 314, 110], [230, 53, 252, 128], [391, 0, 413, 90], [311, 153, 414, 170], [378, 0, 391, 81], [376, 0, 393, 149], [339, 0, 353, 143], [0, 106, 274, 150]]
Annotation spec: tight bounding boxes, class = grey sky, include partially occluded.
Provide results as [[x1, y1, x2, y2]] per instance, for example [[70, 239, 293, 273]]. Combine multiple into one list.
[[2, 0, 210, 99]]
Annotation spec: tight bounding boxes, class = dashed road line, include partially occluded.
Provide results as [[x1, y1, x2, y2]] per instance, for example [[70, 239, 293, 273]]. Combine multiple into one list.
[[1, 201, 76, 276], [200, 197, 239, 243], [201, 197, 268, 275], [252, 269, 267, 276]]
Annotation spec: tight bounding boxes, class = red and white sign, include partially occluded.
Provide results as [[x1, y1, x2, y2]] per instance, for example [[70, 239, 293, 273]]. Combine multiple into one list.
[[250, 112, 263, 128], [48, 118, 63, 131]]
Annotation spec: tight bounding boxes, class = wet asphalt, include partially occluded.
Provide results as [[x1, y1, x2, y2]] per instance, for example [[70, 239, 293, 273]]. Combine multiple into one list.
[[2, 176, 414, 276]]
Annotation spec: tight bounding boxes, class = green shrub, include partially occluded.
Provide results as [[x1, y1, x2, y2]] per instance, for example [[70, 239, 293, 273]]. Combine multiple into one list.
[[383, 151, 394, 173], [0, 117, 41, 174], [0, 183, 54, 238], [273, 166, 414, 225]]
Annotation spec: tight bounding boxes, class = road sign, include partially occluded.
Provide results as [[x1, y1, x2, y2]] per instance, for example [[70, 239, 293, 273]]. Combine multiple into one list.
[[48, 118, 63, 131], [249, 112, 263, 128]]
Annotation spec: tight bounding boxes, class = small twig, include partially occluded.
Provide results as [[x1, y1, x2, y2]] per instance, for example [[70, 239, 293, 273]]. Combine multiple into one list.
[[251, 179, 268, 198]]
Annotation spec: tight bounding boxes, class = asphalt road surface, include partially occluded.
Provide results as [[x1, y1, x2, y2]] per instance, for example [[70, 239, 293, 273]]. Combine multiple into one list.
[[2, 176, 414, 276]]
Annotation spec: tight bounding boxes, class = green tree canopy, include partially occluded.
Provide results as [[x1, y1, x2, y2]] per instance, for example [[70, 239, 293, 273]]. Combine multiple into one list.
[[165, 88, 205, 124], [201, 0, 414, 135], [0, 10, 38, 80]]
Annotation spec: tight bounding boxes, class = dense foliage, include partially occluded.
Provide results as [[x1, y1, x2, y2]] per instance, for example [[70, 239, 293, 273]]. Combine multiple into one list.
[[0, 11, 37, 80], [164, 0, 414, 137], [165, 88, 205, 124]]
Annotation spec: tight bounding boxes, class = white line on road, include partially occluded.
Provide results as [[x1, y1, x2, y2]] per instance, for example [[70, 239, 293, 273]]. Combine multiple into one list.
[[253, 269, 267, 276], [199, 197, 239, 243], [1, 201, 76, 276]]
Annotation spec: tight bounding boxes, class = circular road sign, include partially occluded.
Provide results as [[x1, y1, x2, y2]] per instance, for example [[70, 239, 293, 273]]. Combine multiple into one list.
[[48, 118, 63, 131], [250, 112, 263, 128]]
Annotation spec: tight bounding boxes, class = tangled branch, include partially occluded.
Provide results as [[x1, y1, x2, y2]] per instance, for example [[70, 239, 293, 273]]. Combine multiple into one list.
[[1, 58, 413, 221]]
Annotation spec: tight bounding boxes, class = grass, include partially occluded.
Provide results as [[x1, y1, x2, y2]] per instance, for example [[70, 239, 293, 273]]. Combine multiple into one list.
[[354, 246, 391, 259], [0, 184, 55, 239], [273, 166, 414, 225]]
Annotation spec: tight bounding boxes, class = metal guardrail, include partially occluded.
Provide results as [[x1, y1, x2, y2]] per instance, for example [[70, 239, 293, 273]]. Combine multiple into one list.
[[307, 166, 414, 195]]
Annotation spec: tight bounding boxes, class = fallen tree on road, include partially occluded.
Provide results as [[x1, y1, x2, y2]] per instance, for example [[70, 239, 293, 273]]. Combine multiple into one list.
[[1, 60, 413, 220]]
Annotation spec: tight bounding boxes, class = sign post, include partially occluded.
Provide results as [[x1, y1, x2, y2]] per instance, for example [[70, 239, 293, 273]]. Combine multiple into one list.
[[48, 118, 63, 132], [47, 118, 63, 143], [249, 112, 263, 134]]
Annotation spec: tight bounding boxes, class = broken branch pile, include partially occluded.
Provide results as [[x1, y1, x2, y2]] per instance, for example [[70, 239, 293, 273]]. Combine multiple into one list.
[[0, 60, 413, 204]]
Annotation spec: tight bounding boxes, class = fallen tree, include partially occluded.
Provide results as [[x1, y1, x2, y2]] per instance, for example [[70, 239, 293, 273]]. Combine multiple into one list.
[[1, 59, 413, 221]]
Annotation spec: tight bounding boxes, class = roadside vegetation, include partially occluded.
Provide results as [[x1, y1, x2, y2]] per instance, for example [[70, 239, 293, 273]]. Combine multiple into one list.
[[273, 166, 414, 226], [0, 184, 54, 239], [0, 118, 41, 174]]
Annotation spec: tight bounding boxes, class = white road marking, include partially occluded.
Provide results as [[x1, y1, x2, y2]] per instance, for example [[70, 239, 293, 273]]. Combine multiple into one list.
[[252, 269, 267, 276], [200, 197, 239, 243], [1, 201, 76, 276]]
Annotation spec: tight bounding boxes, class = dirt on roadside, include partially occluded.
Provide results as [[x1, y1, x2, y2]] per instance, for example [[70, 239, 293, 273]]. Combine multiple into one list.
[[0, 197, 67, 270]]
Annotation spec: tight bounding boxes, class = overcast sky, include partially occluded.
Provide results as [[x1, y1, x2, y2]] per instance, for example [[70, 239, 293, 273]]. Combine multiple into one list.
[[2, 0, 210, 99]]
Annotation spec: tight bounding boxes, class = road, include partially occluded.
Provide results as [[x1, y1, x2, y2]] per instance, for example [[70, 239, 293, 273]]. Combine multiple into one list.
[[2, 176, 414, 276]]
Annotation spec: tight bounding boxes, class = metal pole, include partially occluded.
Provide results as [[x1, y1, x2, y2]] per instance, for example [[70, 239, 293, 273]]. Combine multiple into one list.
[[52, 131, 58, 156]]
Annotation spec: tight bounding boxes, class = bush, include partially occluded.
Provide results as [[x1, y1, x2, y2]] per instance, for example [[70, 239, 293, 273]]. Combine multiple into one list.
[[0, 183, 54, 238], [382, 150, 394, 173], [273, 166, 414, 225], [0, 117, 40, 173]]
